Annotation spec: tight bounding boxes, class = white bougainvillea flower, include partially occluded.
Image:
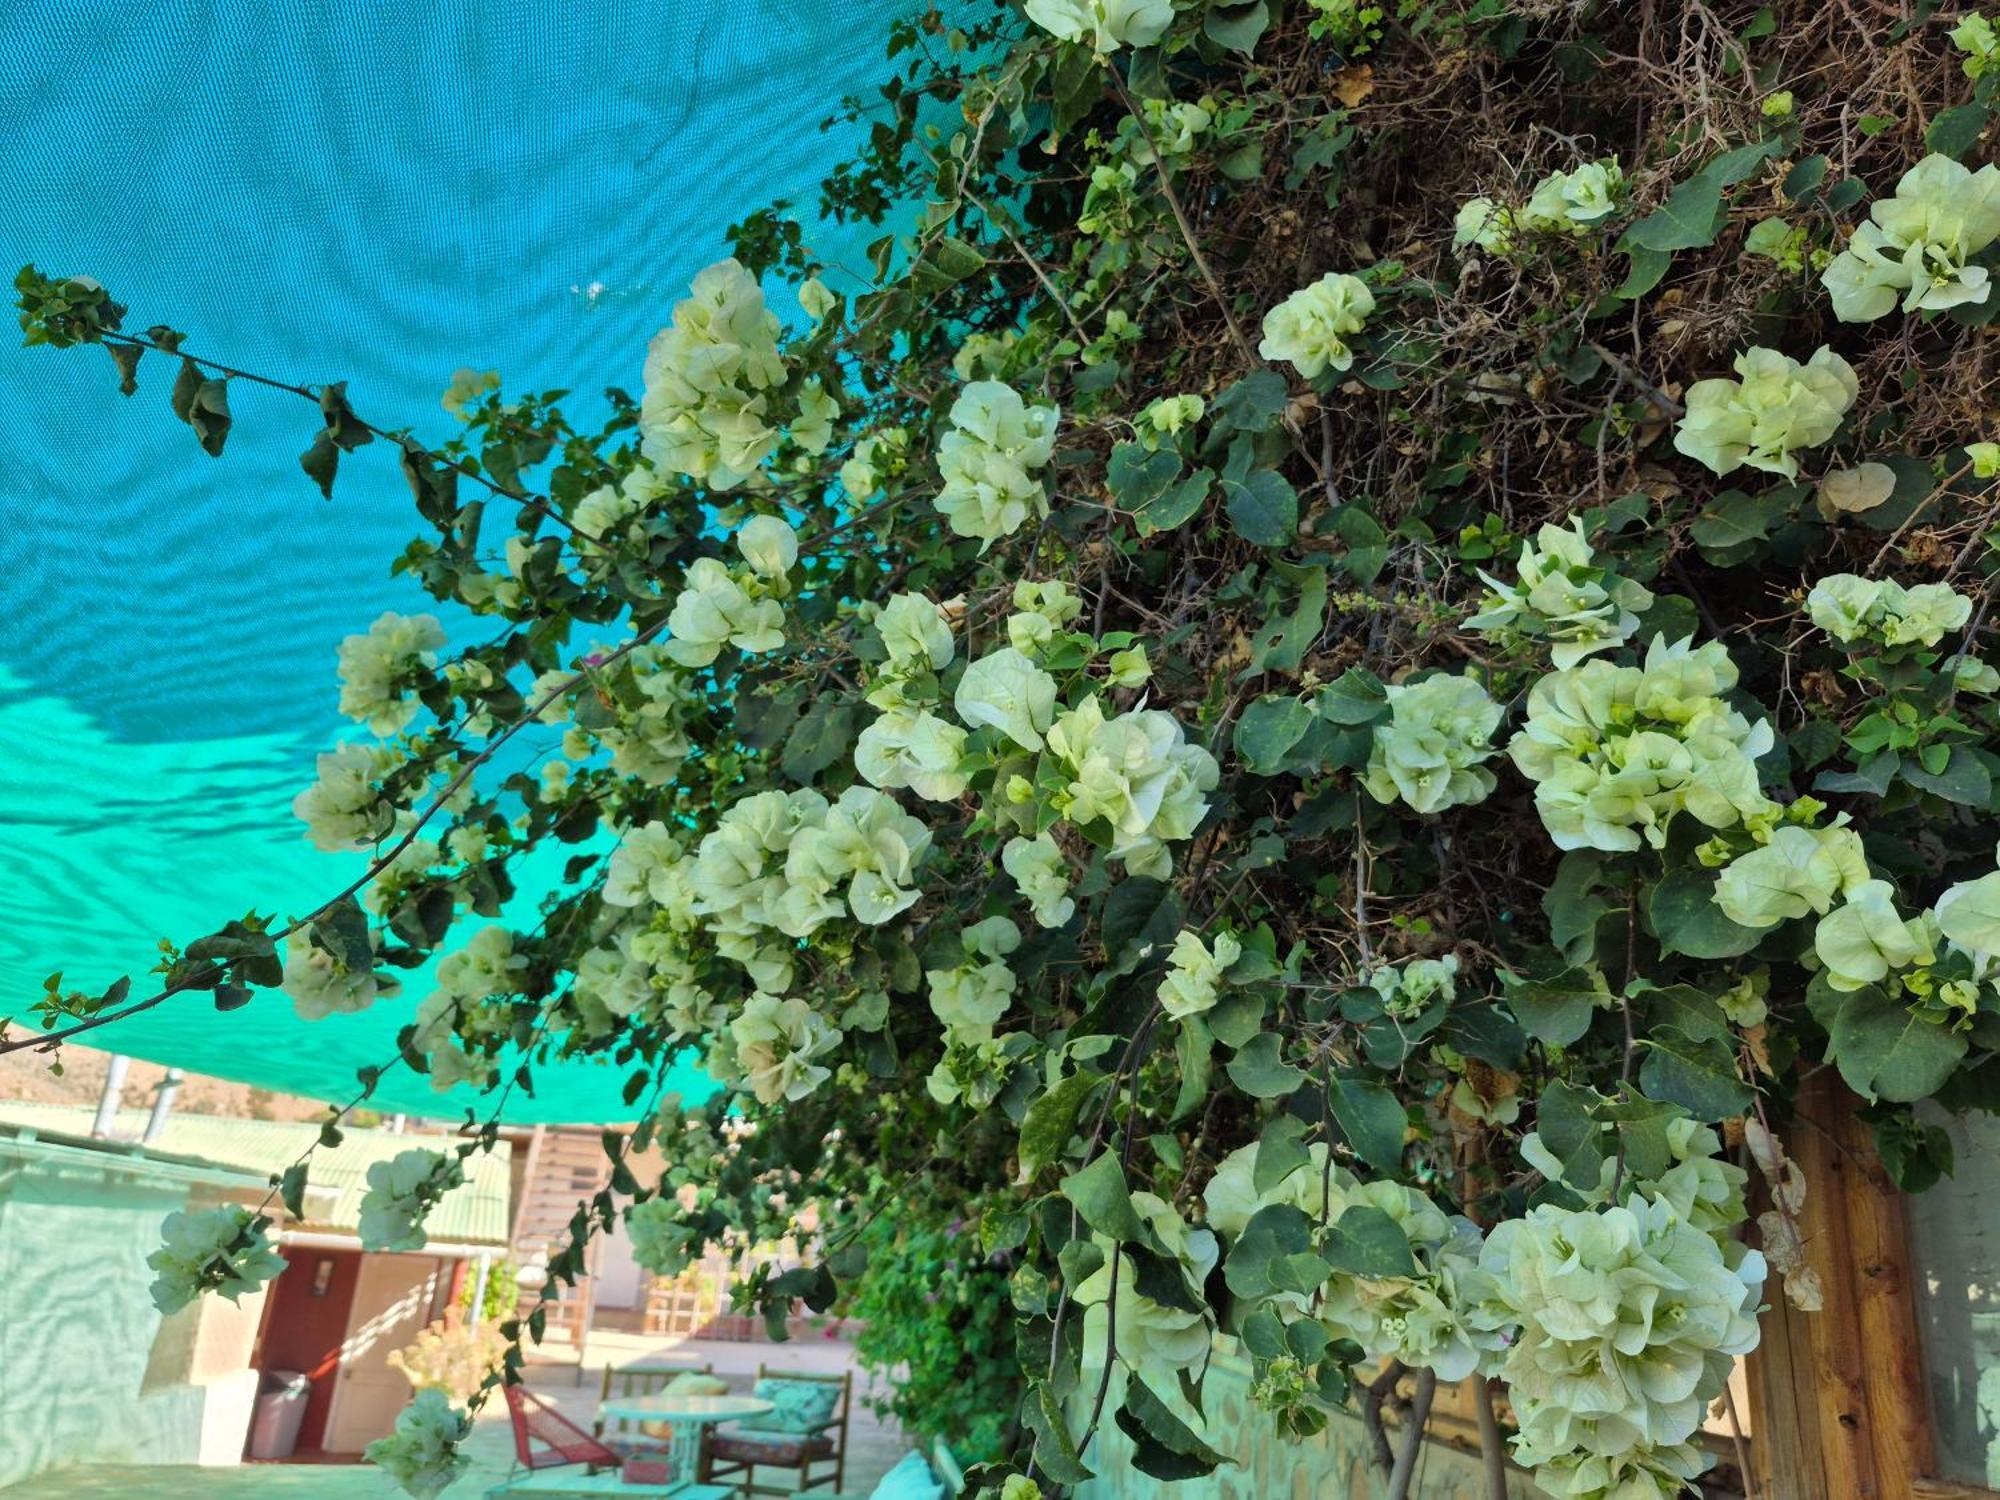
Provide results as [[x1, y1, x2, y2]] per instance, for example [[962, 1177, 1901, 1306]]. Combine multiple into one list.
[[365, 1389, 472, 1500], [435, 924, 527, 1002], [1822, 154, 2000, 321], [730, 991, 840, 1104], [358, 1148, 465, 1253], [1715, 822, 1872, 929], [874, 591, 955, 671], [665, 557, 786, 666], [1258, 272, 1376, 378], [838, 425, 909, 498], [336, 610, 445, 737], [1813, 878, 1936, 992], [1807, 572, 1972, 648], [1046, 695, 1219, 877], [1366, 953, 1459, 1019], [1155, 927, 1243, 1019], [1003, 832, 1075, 927], [293, 742, 397, 852], [1672, 345, 1857, 479], [933, 380, 1060, 546], [282, 923, 399, 1021], [640, 258, 787, 488], [855, 708, 969, 801], [954, 646, 1059, 750], [927, 916, 1022, 1034], [1023, 0, 1174, 54], [1075, 1191, 1218, 1406], [1362, 672, 1504, 814], [1465, 518, 1652, 669], [147, 1206, 286, 1315], [791, 376, 841, 455], [1453, 197, 1515, 253], [1520, 158, 1624, 230], [735, 514, 799, 583]]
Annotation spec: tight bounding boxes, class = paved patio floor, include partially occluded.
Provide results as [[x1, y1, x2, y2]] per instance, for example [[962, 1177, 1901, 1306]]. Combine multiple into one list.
[[0, 1331, 909, 1499]]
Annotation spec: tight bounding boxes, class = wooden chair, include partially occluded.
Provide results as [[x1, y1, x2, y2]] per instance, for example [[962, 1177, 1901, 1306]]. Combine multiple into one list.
[[591, 1356, 715, 1454], [699, 1365, 851, 1496]]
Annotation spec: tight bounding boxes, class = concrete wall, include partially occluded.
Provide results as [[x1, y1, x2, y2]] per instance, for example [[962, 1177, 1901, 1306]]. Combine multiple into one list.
[[0, 1138, 265, 1489]]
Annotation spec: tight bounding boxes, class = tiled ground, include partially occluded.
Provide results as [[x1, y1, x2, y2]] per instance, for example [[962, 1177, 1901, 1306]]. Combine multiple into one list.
[[0, 1331, 910, 1499]]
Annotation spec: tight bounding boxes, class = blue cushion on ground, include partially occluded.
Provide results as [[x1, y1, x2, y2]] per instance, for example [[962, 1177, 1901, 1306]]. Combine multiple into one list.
[[868, 1448, 944, 1500]]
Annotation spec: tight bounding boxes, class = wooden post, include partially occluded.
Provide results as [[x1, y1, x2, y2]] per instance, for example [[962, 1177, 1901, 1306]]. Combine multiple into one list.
[[1746, 1071, 1936, 1500]]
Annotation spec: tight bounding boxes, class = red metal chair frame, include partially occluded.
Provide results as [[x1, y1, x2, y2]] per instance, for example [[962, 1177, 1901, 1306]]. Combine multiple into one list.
[[503, 1383, 622, 1472]]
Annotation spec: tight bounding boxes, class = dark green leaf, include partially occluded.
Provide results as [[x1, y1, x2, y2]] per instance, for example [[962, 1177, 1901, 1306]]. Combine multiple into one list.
[[1322, 1204, 1419, 1278], [1059, 1152, 1144, 1241], [1222, 468, 1298, 546], [1233, 694, 1313, 774], [1638, 1024, 1753, 1120], [1328, 1076, 1405, 1173], [1226, 1032, 1307, 1099]]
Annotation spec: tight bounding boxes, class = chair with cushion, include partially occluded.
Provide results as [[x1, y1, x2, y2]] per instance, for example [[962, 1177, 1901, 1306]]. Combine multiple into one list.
[[822, 1439, 963, 1500], [699, 1365, 851, 1495], [592, 1359, 718, 1456]]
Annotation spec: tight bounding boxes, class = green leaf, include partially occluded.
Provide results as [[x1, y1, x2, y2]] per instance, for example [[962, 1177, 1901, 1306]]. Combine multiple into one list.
[[780, 700, 857, 784], [1902, 747, 1991, 807], [1022, 1382, 1092, 1486], [1203, 0, 1270, 53], [1059, 1152, 1144, 1241], [1648, 867, 1764, 959], [1638, 1024, 1753, 1121], [1234, 694, 1313, 774], [1783, 154, 1829, 199], [1253, 1115, 1313, 1195], [1828, 988, 1968, 1103], [1117, 1380, 1226, 1480], [1212, 368, 1290, 432], [1226, 1031, 1307, 1099], [106, 340, 142, 395], [1312, 667, 1388, 725], [1536, 1079, 1610, 1190], [1244, 563, 1327, 677], [1322, 1204, 1419, 1278], [1018, 1068, 1104, 1181], [1624, 138, 1780, 252], [300, 430, 340, 500], [1501, 963, 1604, 1047], [1928, 103, 1992, 159], [1107, 442, 1182, 512], [1328, 1076, 1405, 1173], [1222, 467, 1298, 546], [278, 1162, 308, 1220], [1134, 467, 1212, 535], [1100, 876, 1181, 974], [1617, 246, 1671, 300], [1171, 1017, 1213, 1122], [1225, 1204, 1315, 1298]]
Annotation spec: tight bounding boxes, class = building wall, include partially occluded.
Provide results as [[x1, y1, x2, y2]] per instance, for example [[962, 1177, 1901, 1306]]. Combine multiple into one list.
[[0, 1144, 265, 1489], [1075, 1350, 1543, 1500], [256, 1245, 363, 1450]]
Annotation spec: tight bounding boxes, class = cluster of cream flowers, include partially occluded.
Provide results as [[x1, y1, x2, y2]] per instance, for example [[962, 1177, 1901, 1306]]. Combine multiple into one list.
[[407, 925, 527, 1091], [1203, 1144, 1488, 1382], [933, 381, 1061, 545], [729, 991, 841, 1104], [1362, 672, 1504, 814], [359, 1148, 466, 1253], [640, 258, 791, 488], [1466, 1193, 1765, 1496], [663, 516, 798, 667], [293, 742, 397, 852], [856, 593, 967, 802], [691, 785, 931, 991], [927, 915, 1023, 1040], [1002, 832, 1075, 928], [1672, 345, 1858, 479], [1510, 636, 1775, 852], [1156, 927, 1243, 1019], [1022, 0, 1173, 53], [1076, 1189, 1219, 1405], [1365, 953, 1459, 1020], [282, 923, 398, 1021], [1044, 695, 1220, 878], [146, 1206, 286, 1315], [1465, 519, 1653, 669], [839, 425, 910, 498], [1823, 154, 2000, 322], [336, 611, 445, 737], [570, 466, 665, 552], [1258, 272, 1375, 378], [1454, 158, 1625, 254], [365, 1389, 472, 1500], [627, 1192, 703, 1278], [1806, 572, 1972, 649]]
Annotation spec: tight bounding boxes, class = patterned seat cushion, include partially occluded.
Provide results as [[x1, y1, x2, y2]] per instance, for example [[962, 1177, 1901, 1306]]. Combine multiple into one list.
[[707, 1429, 836, 1467], [738, 1376, 843, 1434]]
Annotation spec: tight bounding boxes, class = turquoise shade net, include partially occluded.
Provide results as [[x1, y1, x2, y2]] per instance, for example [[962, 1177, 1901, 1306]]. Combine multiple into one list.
[[1, 0, 925, 1121]]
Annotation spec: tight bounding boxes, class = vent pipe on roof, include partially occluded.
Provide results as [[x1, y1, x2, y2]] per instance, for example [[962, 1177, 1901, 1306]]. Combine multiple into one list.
[[143, 1070, 184, 1143], [90, 1055, 130, 1139]]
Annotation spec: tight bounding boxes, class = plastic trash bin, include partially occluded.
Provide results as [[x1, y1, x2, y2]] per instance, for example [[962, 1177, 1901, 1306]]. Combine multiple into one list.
[[247, 1370, 311, 1459]]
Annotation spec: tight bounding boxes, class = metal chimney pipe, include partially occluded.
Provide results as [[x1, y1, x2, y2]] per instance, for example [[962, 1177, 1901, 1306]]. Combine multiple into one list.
[[142, 1069, 184, 1143], [90, 1055, 130, 1139]]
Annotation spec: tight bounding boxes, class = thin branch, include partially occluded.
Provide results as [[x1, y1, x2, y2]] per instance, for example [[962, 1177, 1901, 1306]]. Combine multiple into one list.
[[1385, 1367, 1438, 1500], [1474, 1376, 1509, 1500], [1358, 1359, 1407, 1473]]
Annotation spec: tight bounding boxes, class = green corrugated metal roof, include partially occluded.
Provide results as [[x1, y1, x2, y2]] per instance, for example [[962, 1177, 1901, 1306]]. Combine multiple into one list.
[[0, 1104, 512, 1247]]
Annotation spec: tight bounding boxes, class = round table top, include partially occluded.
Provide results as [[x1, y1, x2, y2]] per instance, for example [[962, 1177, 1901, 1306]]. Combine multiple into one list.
[[600, 1392, 775, 1424]]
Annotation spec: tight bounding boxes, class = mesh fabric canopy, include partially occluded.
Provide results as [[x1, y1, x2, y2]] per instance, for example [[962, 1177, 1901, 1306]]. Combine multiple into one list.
[[2, 0, 923, 1121]]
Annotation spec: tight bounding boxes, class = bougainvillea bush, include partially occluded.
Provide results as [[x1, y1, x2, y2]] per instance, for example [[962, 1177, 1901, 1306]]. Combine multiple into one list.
[[18, 0, 2000, 1495]]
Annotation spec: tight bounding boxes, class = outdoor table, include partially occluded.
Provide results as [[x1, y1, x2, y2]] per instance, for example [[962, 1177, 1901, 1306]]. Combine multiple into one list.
[[596, 1392, 774, 1488]]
